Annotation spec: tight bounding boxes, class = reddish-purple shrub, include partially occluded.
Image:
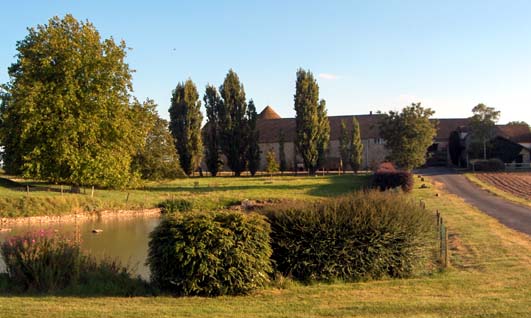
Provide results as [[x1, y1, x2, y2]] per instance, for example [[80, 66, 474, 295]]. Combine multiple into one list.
[[376, 162, 396, 172], [0, 230, 82, 292], [371, 170, 413, 192]]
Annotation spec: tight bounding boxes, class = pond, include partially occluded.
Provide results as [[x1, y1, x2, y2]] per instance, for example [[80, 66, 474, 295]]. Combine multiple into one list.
[[0, 215, 161, 280]]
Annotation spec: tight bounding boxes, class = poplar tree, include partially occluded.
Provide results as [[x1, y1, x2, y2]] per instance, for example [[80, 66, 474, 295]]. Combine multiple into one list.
[[278, 130, 287, 174], [218, 70, 249, 176], [339, 120, 350, 172], [246, 100, 260, 176], [0, 15, 150, 188], [203, 85, 221, 176], [169, 79, 203, 176], [294, 68, 330, 175], [349, 116, 363, 173]]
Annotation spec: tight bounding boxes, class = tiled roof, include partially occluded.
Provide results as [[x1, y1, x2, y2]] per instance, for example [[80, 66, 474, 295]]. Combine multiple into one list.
[[257, 115, 384, 143], [432, 118, 471, 141], [255, 107, 531, 144], [257, 106, 282, 120], [495, 124, 531, 143]]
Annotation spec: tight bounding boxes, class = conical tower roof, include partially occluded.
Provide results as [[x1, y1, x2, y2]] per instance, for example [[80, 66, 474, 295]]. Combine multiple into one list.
[[258, 105, 281, 120]]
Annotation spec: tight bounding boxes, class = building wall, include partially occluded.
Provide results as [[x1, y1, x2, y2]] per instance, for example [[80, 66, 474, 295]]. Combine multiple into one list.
[[520, 148, 530, 164], [258, 138, 388, 171]]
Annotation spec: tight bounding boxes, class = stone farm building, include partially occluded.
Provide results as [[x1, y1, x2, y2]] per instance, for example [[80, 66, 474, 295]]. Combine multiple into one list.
[[252, 106, 531, 171]]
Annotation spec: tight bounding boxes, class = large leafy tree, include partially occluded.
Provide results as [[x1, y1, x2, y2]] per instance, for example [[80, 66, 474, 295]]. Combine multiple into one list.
[[379, 103, 437, 171], [203, 85, 221, 176], [246, 100, 260, 176], [469, 104, 501, 160], [293, 68, 330, 175], [169, 79, 203, 176], [349, 116, 363, 173], [218, 70, 249, 177], [133, 114, 183, 180], [0, 15, 150, 188]]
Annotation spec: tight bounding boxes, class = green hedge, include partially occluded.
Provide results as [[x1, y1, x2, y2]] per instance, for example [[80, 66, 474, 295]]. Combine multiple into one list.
[[472, 158, 505, 171], [264, 191, 434, 282], [147, 211, 272, 296], [158, 198, 193, 213]]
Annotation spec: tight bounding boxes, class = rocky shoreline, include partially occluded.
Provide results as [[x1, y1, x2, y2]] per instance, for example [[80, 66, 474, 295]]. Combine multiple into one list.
[[0, 208, 161, 228]]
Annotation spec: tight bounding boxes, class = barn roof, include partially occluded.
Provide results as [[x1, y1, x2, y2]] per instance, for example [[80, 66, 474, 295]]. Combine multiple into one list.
[[495, 124, 531, 143], [255, 107, 531, 145], [257, 114, 384, 143]]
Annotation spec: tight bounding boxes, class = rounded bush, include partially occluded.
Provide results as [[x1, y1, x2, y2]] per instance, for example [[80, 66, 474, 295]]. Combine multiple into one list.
[[264, 191, 434, 282], [147, 211, 272, 296], [371, 170, 414, 192]]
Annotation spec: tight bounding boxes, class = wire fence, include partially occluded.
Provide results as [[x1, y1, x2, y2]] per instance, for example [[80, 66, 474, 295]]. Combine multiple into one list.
[[420, 199, 450, 268]]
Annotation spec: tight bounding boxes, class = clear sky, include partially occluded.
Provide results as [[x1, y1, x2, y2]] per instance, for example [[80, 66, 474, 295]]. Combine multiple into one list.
[[1, 0, 530, 124]]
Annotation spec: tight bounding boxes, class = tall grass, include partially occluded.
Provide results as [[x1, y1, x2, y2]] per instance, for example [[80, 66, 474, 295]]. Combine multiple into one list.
[[0, 231, 150, 295]]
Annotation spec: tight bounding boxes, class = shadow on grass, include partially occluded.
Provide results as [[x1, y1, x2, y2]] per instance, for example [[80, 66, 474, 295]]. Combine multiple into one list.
[[0, 273, 156, 298], [147, 175, 371, 198]]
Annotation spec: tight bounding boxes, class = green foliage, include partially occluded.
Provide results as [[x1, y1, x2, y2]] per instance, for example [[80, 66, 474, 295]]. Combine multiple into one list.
[[218, 70, 251, 177], [203, 85, 222, 176], [371, 170, 414, 192], [294, 68, 330, 175], [147, 211, 272, 296], [448, 130, 464, 166], [349, 116, 363, 173], [0, 230, 147, 295], [0, 15, 150, 188], [471, 158, 505, 171], [507, 121, 529, 127], [339, 120, 350, 172], [1, 230, 82, 292], [266, 149, 279, 175], [469, 103, 501, 160], [264, 191, 434, 282], [246, 100, 260, 176], [378, 103, 437, 170], [340, 117, 364, 173], [278, 130, 287, 173], [158, 198, 193, 213], [133, 114, 183, 180], [169, 79, 203, 176]]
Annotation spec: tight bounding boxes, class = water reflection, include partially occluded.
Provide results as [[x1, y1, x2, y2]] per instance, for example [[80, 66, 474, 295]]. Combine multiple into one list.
[[0, 215, 161, 279]]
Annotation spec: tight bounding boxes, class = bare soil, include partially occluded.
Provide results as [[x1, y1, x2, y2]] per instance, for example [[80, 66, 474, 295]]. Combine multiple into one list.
[[475, 172, 531, 200]]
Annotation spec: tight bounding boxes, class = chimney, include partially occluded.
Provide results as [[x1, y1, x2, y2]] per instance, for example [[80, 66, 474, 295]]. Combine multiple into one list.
[[369, 111, 373, 115]]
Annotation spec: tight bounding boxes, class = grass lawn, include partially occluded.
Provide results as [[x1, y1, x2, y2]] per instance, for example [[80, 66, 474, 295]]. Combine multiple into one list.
[[0, 174, 369, 217], [465, 173, 531, 208], [0, 175, 530, 317]]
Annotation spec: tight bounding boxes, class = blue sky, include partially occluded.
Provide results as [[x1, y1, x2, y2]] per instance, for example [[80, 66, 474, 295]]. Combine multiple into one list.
[[1, 0, 530, 123]]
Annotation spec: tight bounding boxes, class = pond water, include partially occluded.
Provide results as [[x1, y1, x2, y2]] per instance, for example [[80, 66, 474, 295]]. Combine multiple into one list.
[[0, 215, 161, 280]]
